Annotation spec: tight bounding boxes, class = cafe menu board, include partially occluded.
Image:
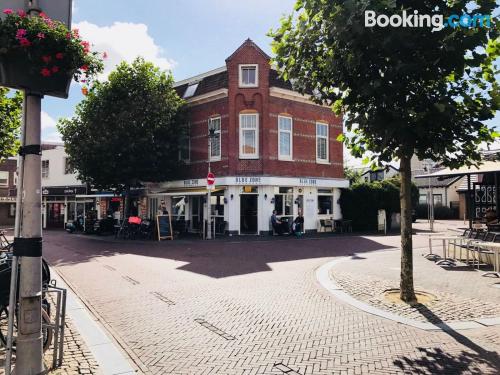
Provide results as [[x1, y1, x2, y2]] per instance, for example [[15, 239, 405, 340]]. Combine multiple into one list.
[[156, 214, 173, 241]]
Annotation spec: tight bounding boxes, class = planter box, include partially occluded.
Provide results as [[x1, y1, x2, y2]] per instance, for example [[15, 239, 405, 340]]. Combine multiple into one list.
[[0, 51, 72, 98]]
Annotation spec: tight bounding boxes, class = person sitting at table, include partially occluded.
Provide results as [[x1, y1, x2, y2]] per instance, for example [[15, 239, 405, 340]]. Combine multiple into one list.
[[485, 208, 498, 225], [271, 210, 289, 235], [292, 209, 305, 237]]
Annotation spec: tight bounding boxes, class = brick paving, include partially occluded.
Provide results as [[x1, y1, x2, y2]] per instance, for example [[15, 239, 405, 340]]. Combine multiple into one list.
[[41, 222, 500, 374], [0, 315, 100, 375]]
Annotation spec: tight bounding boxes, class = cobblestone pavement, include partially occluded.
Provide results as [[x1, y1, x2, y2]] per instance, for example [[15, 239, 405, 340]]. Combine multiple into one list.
[[0, 315, 100, 375], [42, 223, 500, 375]]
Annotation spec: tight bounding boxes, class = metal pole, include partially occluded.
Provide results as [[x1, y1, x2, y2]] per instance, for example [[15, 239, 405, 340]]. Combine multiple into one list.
[[15, 93, 44, 374], [4, 91, 27, 375], [206, 136, 212, 240]]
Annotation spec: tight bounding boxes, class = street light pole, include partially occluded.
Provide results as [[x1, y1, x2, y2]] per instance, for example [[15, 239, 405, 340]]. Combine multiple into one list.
[[206, 127, 215, 240]]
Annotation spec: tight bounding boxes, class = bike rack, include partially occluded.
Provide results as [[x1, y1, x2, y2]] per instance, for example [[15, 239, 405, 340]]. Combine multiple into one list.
[[45, 281, 67, 369]]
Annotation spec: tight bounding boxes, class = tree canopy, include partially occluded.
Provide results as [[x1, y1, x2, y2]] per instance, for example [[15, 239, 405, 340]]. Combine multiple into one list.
[[0, 87, 22, 161], [58, 58, 187, 191], [270, 0, 499, 302]]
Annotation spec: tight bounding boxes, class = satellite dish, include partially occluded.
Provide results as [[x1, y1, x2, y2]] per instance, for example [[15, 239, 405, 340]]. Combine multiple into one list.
[[0, 0, 72, 28]]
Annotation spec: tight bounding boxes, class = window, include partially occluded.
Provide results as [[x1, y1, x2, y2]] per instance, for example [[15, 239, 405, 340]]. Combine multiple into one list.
[[8, 204, 15, 218], [239, 113, 259, 159], [369, 170, 384, 182], [0, 171, 8, 187], [278, 116, 293, 160], [209, 117, 221, 161], [239, 64, 258, 87], [318, 195, 333, 215], [179, 124, 190, 161], [64, 158, 73, 175], [433, 194, 443, 206], [316, 122, 329, 162], [183, 82, 199, 99], [42, 160, 49, 179], [419, 194, 428, 204], [274, 187, 293, 217]]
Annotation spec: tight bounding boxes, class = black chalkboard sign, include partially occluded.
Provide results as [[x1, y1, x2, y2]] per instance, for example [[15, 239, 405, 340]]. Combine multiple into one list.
[[156, 214, 173, 241]]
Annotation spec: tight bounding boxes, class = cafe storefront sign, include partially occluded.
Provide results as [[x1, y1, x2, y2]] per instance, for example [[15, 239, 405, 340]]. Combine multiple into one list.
[[42, 186, 87, 196]]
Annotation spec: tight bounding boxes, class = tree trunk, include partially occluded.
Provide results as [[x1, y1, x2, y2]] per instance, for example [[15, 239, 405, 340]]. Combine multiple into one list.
[[399, 154, 417, 303]]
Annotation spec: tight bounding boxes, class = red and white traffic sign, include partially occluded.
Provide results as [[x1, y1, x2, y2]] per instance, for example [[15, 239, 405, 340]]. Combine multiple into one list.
[[207, 172, 215, 186]]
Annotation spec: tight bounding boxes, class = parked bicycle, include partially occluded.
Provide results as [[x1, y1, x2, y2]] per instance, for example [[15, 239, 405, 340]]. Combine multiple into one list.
[[0, 251, 53, 352]]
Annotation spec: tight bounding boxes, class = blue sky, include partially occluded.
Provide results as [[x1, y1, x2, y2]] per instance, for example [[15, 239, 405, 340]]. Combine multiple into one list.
[[40, 0, 499, 163], [41, 0, 296, 140]]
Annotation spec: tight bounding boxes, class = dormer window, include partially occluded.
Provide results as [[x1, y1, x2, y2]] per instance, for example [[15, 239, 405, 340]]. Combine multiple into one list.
[[183, 82, 199, 98], [239, 64, 258, 88]]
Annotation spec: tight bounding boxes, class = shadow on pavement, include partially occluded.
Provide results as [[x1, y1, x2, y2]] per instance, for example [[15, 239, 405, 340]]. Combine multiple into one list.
[[393, 304, 500, 374], [43, 231, 396, 278]]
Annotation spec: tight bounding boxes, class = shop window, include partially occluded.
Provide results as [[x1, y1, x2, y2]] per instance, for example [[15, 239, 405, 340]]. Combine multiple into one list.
[[209, 117, 221, 161], [274, 187, 293, 217], [278, 116, 293, 160], [211, 194, 225, 216], [316, 122, 329, 163], [239, 64, 258, 87], [318, 195, 333, 215], [433, 194, 443, 206], [42, 160, 49, 179], [8, 204, 15, 218], [0, 171, 8, 187], [239, 113, 259, 159]]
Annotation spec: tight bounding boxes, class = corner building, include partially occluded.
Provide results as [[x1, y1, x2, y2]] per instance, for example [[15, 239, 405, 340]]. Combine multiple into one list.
[[146, 40, 348, 235]]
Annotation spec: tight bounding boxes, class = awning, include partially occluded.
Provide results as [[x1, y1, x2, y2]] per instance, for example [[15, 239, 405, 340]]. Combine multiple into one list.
[[414, 161, 500, 179], [148, 187, 226, 196], [75, 194, 116, 198]]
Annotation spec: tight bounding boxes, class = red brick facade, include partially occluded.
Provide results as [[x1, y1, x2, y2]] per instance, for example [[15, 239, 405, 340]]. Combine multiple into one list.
[[180, 40, 343, 180]]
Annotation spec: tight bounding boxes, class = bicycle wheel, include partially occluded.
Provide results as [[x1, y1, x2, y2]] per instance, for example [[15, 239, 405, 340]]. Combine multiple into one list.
[[0, 305, 53, 352]]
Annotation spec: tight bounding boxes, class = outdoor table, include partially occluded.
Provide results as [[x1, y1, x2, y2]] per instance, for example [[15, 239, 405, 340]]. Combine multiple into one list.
[[476, 242, 500, 277]]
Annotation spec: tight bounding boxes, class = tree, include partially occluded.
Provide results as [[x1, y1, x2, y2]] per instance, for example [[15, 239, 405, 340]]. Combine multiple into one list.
[[0, 88, 22, 161], [343, 166, 363, 184], [271, 0, 499, 302], [58, 58, 187, 209]]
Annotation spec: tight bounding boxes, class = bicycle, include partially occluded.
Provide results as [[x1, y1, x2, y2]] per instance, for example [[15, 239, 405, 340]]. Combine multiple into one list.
[[0, 251, 53, 352]]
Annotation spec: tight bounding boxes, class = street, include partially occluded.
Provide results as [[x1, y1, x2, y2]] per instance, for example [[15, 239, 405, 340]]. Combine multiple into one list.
[[43, 224, 500, 375]]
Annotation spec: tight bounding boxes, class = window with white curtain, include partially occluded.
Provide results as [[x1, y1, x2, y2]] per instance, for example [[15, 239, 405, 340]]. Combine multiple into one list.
[[239, 113, 259, 159], [278, 116, 293, 160], [209, 117, 221, 161], [316, 122, 329, 162]]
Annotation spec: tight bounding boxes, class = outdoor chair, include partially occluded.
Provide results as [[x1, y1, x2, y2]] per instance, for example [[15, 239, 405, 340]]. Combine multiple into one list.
[[319, 219, 334, 233], [470, 232, 497, 269]]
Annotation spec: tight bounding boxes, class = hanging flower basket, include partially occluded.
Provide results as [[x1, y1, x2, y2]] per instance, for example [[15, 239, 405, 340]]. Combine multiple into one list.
[[0, 9, 104, 98]]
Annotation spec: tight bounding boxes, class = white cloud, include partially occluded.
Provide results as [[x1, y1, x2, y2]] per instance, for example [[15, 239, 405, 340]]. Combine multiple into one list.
[[41, 111, 61, 142], [74, 21, 176, 79]]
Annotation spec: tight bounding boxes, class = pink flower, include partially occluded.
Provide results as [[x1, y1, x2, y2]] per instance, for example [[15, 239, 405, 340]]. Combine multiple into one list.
[[39, 12, 48, 19], [15, 29, 27, 39], [55, 52, 64, 60], [17, 9, 26, 17], [40, 68, 51, 77], [103, 52, 108, 59], [80, 64, 89, 71], [51, 66, 59, 73], [42, 55, 51, 63], [72, 29, 79, 38], [37, 32, 45, 39], [2, 9, 13, 15], [19, 38, 31, 47], [81, 41, 90, 53], [66, 32, 72, 39]]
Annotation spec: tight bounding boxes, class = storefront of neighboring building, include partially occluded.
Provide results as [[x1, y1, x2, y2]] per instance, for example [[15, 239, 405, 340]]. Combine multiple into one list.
[[146, 39, 349, 235], [0, 158, 18, 227]]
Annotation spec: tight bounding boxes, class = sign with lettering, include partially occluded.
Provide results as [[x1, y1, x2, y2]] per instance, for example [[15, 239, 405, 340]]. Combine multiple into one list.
[[183, 179, 200, 187], [156, 214, 173, 241], [299, 178, 317, 186], [234, 177, 263, 185], [42, 186, 87, 196]]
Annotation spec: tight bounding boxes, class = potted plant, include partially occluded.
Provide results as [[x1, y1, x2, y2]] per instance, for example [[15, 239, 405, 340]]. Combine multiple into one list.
[[0, 8, 104, 98]]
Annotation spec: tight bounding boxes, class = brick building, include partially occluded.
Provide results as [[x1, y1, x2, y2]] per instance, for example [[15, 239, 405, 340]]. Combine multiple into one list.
[[146, 39, 348, 235]]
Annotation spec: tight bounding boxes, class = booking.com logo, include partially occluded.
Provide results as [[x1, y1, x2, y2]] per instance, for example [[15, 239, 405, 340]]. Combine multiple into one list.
[[365, 10, 493, 32]]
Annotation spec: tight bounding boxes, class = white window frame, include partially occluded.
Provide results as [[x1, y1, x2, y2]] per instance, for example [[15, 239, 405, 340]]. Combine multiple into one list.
[[209, 117, 221, 161], [278, 115, 293, 161], [239, 64, 258, 88], [239, 113, 259, 159], [42, 160, 49, 179], [316, 122, 329, 164], [0, 171, 8, 187]]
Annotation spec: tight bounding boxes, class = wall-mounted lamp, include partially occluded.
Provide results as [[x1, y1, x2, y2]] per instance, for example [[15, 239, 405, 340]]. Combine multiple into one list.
[[224, 197, 228, 204], [264, 194, 268, 200], [270, 197, 275, 204], [230, 194, 234, 200]]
